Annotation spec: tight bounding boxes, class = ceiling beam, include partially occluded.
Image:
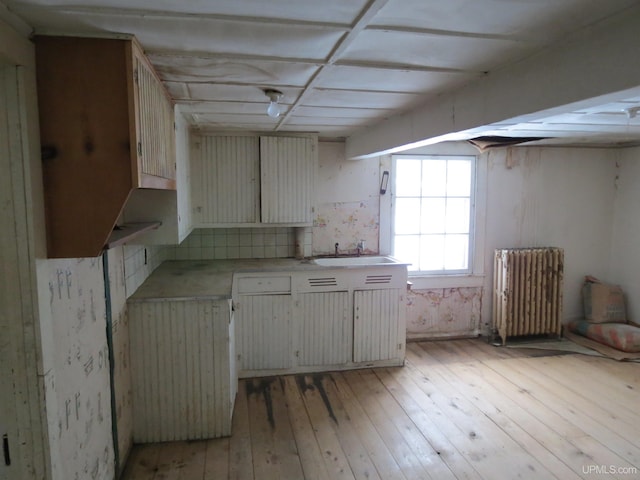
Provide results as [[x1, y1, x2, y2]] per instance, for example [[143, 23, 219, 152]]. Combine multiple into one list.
[[345, 5, 640, 159], [274, 0, 390, 130], [10, 5, 351, 31]]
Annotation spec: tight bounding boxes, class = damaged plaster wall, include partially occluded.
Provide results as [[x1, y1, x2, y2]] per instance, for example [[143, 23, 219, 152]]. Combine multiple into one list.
[[37, 257, 115, 480], [35, 246, 142, 479], [313, 141, 381, 256], [107, 248, 133, 470], [406, 287, 482, 340], [316, 140, 619, 338]]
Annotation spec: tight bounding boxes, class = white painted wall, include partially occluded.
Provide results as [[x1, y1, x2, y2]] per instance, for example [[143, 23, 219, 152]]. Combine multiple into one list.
[[483, 147, 618, 326], [611, 146, 640, 322]]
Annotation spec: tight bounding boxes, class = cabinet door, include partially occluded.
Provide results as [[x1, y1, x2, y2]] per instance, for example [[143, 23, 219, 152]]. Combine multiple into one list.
[[129, 299, 234, 442], [192, 135, 260, 224], [235, 294, 292, 371], [260, 136, 315, 224], [297, 292, 351, 366], [353, 289, 402, 363], [132, 46, 176, 187]]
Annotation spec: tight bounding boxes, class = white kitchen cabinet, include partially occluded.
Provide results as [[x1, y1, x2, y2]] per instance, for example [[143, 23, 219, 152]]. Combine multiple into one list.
[[192, 135, 260, 224], [260, 136, 315, 224], [128, 298, 236, 442], [235, 294, 292, 371], [234, 265, 407, 376], [34, 35, 177, 257], [192, 134, 316, 227], [297, 291, 351, 366], [353, 289, 404, 363], [234, 275, 293, 373], [122, 107, 194, 244]]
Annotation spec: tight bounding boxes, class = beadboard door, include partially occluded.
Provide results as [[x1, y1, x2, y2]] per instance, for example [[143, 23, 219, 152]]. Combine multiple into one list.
[[129, 298, 236, 442], [353, 289, 403, 363], [191, 135, 260, 225], [260, 136, 315, 224], [235, 294, 293, 372], [297, 292, 352, 366]]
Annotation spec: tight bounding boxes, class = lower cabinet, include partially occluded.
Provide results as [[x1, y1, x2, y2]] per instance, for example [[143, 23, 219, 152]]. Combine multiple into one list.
[[353, 289, 404, 363], [233, 269, 407, 376], [128, 298, 236, 442], [235, 294, 292, 371], [297, 291, 351, 366]]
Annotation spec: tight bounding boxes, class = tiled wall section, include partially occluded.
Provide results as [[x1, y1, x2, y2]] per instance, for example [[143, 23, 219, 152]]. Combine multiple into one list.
[[165, 227, 312, 260], [124, 245, 170, 298]]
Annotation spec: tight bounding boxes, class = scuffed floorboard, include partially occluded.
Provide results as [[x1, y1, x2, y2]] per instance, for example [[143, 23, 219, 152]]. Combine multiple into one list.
[[121, 338, 640, 479]]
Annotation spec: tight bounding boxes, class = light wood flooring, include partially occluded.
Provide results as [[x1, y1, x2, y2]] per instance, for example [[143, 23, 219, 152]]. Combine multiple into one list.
[[121, 339, 640, 480]]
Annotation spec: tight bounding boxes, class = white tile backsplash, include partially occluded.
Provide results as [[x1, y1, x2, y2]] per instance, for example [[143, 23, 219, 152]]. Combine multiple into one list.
[[122, 227, 312, 296], [166, 227, 306, 261], [124, 244, 170, 297]]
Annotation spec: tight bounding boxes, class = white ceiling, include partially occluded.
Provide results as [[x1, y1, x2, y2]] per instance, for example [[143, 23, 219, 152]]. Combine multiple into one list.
[[5, 0, 640, 153]]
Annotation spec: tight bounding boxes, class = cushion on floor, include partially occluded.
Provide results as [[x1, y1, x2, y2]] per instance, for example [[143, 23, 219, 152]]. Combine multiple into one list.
[[567, 319, 640, 353]]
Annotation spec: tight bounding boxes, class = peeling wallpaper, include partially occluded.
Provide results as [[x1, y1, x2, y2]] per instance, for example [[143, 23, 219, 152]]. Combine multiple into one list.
[[39, 257, 114, 480], [107, 248, 133, 470], [313, 199, 379, 256], [406, 287, 483, 339]]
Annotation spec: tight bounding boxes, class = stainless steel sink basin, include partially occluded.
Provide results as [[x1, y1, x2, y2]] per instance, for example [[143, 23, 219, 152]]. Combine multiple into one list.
[[312, 255, 404, 267]]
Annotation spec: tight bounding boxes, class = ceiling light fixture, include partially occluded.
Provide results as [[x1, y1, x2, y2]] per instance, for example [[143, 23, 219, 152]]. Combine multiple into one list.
[[264, 89, 283, 118]]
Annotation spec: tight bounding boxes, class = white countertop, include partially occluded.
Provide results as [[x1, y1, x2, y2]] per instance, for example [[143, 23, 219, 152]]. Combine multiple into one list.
[[128, 258, 322, 301]]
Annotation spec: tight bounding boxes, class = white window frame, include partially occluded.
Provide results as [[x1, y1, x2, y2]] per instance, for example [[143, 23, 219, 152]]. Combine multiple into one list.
[[379, 144, 486, 289], [392, 154, 475, 275]]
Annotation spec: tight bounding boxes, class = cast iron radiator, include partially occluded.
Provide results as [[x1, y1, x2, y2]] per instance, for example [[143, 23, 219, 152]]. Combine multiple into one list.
[[493, 247, 564, 344]]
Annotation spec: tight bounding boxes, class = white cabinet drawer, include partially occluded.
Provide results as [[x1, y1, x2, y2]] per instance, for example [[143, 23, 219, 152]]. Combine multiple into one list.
[[237, 276, 291, 294]]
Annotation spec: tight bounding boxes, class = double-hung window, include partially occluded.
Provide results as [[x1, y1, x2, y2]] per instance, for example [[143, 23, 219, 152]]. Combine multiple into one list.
[[392, 155, 475, 274]]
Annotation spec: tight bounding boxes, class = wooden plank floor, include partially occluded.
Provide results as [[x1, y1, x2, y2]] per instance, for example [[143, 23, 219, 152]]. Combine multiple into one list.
[[120, 339, 640, 480]]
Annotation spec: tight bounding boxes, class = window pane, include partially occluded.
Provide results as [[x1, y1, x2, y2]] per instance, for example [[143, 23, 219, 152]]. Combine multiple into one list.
[[392, 154, 474, 275], [447, 160, 471, 196], [421, 198, 445, 234], [394, 198, 421, 234], [394, 235, 420, 271], [422, 160, 446, 197], [420, 234, 445, 271], [395, 159, 422, 196], [444, 234, 468, 270], [445, 198, 470, 233]]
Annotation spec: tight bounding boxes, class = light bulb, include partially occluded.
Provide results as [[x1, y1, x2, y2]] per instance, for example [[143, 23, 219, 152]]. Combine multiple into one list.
[[267, 101, 280, 118]]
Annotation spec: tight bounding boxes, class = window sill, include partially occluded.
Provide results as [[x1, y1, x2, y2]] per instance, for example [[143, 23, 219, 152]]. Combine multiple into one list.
[[408, 274, 485, 290]]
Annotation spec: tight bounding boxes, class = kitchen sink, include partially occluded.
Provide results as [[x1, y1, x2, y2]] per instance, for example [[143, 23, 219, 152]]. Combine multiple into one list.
[[312, 255, 405, 267]]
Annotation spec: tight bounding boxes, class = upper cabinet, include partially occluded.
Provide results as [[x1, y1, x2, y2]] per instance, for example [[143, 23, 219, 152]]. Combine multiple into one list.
[[122, 106, 194, 246], [192, 134, 316, 227], [260, 136, 315, 224], [34, 35, 176, 258]]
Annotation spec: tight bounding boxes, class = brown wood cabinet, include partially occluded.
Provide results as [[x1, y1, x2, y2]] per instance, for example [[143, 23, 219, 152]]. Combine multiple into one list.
[[35, 35, 176, 258]]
